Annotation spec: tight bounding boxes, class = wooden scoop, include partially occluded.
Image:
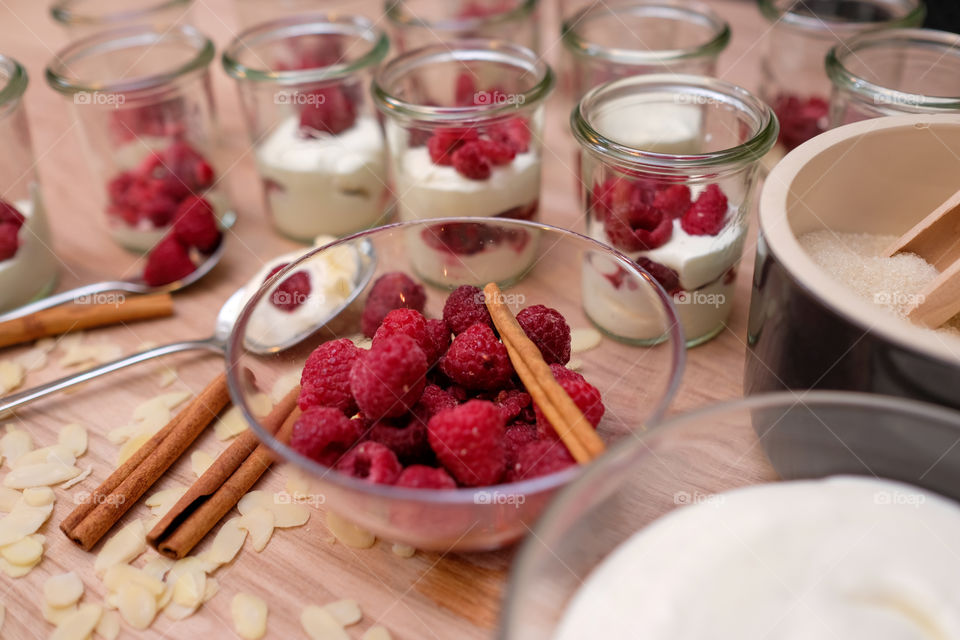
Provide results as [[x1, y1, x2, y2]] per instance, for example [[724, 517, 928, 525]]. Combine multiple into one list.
[[884, 188, 960, 327]]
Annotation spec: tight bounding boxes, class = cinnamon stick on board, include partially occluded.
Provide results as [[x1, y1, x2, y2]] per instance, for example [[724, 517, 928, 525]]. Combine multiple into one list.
[[0, 292, 174, 349], [147, 386, 301, 559], [61, 373, 230, 551]]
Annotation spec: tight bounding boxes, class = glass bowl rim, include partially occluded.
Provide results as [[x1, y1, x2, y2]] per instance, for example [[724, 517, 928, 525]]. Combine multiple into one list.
[[561, 0, 731, 66], [500, 388, 960, 637], [222, 13, 389, 86], [50, 0, 192, 27], [225, 216, 686, 506], [756, 0, 925, 34], [385, 0, 539, 31], [0, 54, 27, 108]]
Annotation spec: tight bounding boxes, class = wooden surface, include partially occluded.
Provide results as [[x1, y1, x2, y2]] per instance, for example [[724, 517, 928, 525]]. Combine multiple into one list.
[[0, 1, 773, 638]]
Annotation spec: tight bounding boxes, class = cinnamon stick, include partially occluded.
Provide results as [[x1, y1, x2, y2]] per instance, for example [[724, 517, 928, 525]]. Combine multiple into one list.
[[61, 373, 229, 550], [147, 387, 301, 559], [483, 283, 605, 463], [0, 292, 174, 349]]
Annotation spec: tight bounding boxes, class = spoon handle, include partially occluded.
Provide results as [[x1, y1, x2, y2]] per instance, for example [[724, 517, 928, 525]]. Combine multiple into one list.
[[0, 281, 145, 322], [0, 339, 223, 415]]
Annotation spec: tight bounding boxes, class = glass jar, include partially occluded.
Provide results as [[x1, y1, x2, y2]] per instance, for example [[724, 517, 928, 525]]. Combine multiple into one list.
[[572, 74, 778, 347], [827, 28, 960, 125], [757, 0, 924, 152], [385, 0, 540, 53], [373, 40, 554, 287], [223, 15, 390, 242], [0, 55, 58, 313], [562, 1, 730, 100], [46, 25, 233, 254], [50, 0, 194, 38]]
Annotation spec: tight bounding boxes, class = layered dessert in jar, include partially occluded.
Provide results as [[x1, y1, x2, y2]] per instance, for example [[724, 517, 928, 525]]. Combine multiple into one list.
[[0, 191, 58, 311]]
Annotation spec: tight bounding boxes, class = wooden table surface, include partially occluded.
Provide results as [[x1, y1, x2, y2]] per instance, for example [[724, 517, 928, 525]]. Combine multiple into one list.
[[0, 1, 773, 638]]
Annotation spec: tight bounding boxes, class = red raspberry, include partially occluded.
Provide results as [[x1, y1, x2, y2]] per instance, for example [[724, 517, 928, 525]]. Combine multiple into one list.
[[424, 318, 451, 365], [427, 399, 506, 486], [145, 140, 216, 192], [452, 141, 492, 180], [440, 323, 514, 390], [504, 422, 538, 468], [426, 128, 479, 165], [0, 200, 25, 227], [299, 85, 357, 136], [173, 195, 220, 253], [335, 441, 402, 484], [350, 334, 427, 420], [635, 257, 681, 295], [535, 364, 605, 440], [361, 272, 427, 338], [477, 138, 515, 166], [298, 338, 362, 414], [516, 305, 571, 365], [396, 465, 457, 489], [143, 235, 196, 286], [366, 418, 431, 465], [652, 184, 692, 219], [270, 271, 311, 312], [373, 308, 428, 354], [290, 406, 363, 467], [446, 384, 469, 403], [409, 384, 458, 427], [489, 117, 531, 154], [442, 285, 493, 335], [509, 440, 575, 481], [0, 223, 19, 261], [681, 184, 728, 236], [494, 389, 532, 423], [604, 201, 673, 251], [454, 72, 477, 107], [773, 94, 829, 151]]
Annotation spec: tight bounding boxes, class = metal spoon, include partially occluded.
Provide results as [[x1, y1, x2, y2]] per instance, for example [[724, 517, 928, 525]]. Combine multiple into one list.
[[0, 240, 226, 322], [0, 240, 376, 414]]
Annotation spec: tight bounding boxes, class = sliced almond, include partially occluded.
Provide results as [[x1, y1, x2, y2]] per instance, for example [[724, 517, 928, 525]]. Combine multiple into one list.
[[285, 468, 310, 496], [270, 370, 301, 403], [133, 392, 190, 423], [238, 490, 309, 527], [324, 599, 362, 626], [0, 555, 37, 577], [141, 555, 174, 581], [116, 432, 151, 466], [60, 465, 92, 489], [44, 571, 84, 608], [103, 563, 164, 596], [51, 603, 102, 640], [0, 428, 32, 465], [117, 583, 156, 630], [0, 487, 19, 511], [0, 499, 53, 545], [161, 601, 197, 621], [3, 461, 81, 488], [43, 601, 78, 625], [58, 424, 88, 457], [158, 366, 178, 388], [0, 360, 25, 394], [95, 609, 120, 640], [190, 451, 214, 478], [232, 593, 268, 640], [326, 512, 375, 549], [145, 486, 187, 521], [391, 543, 416, 558], [214, 405, 248, 440], [172, 565, 207, 608], [205, 517, 247, 566], [0, 533, 43, 565], [570, 327, 603, 353], [362, 627, 393, 640], [94, 519, 146, 575], [202, 577, 219, 603], [301, 605, 350, 640], [12, 444, 75, 468], [567, 357, 583, 372], [239, 507, 274, 552], [22, 486, 54, 506], [14, 344, 49, 372], [249, 393, 273, 417]]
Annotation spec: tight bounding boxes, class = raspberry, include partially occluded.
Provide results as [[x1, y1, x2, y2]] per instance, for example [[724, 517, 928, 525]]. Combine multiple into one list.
[[0, 200, 25, 227], [409, 384, 458, 427], [477, 138, 515, 165], [454, 72, 477, 107], [173, 195, 220, 252], [299, 85, 357, 136], [290, 406, 363, 467], [361, 272, 427, 338], [681, 184, 728, 236], [0, 223, 19, 261], [298, 338, 361, 414], [773, 94, 829, 151], [489, 117, 531, 154], [143, 235, 196, 286], [443, 285, 493, 335], [635, 257, 682, 295], [426, 128, 479, 165], [504, 422, 538, 467], [335, 441, 402, 484], [652, 184, 692, 219], [427, 399, 506, 486], [446, 384, 469, 403], [144, 140, 216, 192], [440, 323, 514, 390], [367, 418, 432, 465], [396, 465, 457, 489], [452, 141, 492, 180], [424, 318, 451, 365], [494, 389, 532, 423], [509, 440, 575, 481], [373, 308, 428, 354], [536, 364, 605, 440], [604, 200, 673, 251], [270, 271, 311, 312], [516, 305, 571, 365], [350, 334, 428, 420]]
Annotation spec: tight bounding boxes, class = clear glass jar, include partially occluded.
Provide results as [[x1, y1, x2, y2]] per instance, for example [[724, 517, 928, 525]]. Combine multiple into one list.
[[223, 15, 390, 242], [373, 40, 554, 287], [385, 0, 540, 53], [50, 0, 194, 38], [46, 25, 233, 254], [827, 28, 960, 125], [233, 0, 383, 29], [757, 0, 924, 151], [572, 74, 778, 347], [0, 55, 58, 313], [562, 1, 730, 100]]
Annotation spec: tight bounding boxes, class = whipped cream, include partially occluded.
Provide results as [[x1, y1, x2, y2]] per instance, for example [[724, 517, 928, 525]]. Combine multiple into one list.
[[0, 194, 58, 312], [556, 476, 960, 640], [406, 225, 540, 288], [592, 101, 702, 154], [242, 235, 362, 348], [394, 147, 541, 220], [256, 115, 388, 241]]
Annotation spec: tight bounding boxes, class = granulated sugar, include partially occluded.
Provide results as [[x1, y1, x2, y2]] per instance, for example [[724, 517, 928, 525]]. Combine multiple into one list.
[[799, 230, 960, 335]]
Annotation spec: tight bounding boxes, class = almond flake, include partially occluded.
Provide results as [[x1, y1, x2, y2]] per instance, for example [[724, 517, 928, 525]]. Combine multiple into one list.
[[22, 486, 54, 506], [103, 563, 164, 596], [3, 461, 81, 488], [117, 583, 156, 630], [0, 555, 37, 577], [44, 571, 84, 608], [145, 486, 187, 521], [116, 432, 151, 466], [362, 627, 393, 640], [301, 605, 350, 640], [324, 599, 362, 626], [51, 603, 102, 640], [205, 517, 247, 566], [0, 360, 24, 393], [326, 511, 376, 549], [214, 405, 249, 440], [171, 563, 207, 608], [133, 392, 190, 422], [239, 490, 310, 527], [239, 507, 274, 552], [13, 444, 76, 468], [58, 424, 88, 457], [161, 601, 198, 621], [0, 428, 32, 465], [285, 469, 310, 496], [270, 370, 301, 403], [0, 487, 19, 511], [570, 327, 603, 353], [190, 451, 214, 478], [94, 519, 146, 575], [14, 345, 49, 372], [349, 335, 373, 350], [43, 601, 78, 625], [0, 533, 43, 565], [567, 357, 583, 372], [232, 593, 268, 639], [202, 577, 219, 602], [158, 366, 178, 388], [391, 543, 416, 558], [60, 465, 92, 489], [249, 393, 273, 417], [95, 609, 120, 640], [0, 499, 53, 545], [141, 555, 174, 581]]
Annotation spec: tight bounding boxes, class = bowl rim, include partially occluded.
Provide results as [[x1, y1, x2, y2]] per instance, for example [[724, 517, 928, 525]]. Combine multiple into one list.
[[499, 388, 960, 638], [225, 217, 686, 505], [758, 113, 960, 365]]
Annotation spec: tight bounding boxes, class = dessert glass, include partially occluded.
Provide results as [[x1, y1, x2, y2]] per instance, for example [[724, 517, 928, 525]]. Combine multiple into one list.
[[50, 0, 193, 37], [223, 15, 391, 242], [46, 25, 233, 254], [572, 74, 777, 347], [757, 0, 924, 152], [0, 55, 58, 313], [373, 40, 554, 287], [827, 28, 960, 125], [501, 391, 960, 638], [562, 1, 730, 100], [226, 218, 685, 551], [385, 0, 540, 53]]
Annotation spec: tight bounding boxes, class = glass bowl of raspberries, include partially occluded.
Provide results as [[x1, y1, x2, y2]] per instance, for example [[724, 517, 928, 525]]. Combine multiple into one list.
[[226, 218, 685, 551], [46, 24, 233, 253], [572, 74, 778, 347]]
